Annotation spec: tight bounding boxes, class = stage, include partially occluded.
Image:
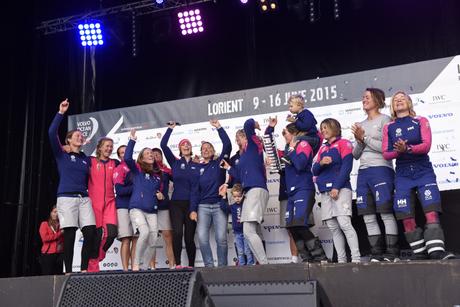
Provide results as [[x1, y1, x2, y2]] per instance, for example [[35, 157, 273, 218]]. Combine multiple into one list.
[[1, 260, 459, 307]]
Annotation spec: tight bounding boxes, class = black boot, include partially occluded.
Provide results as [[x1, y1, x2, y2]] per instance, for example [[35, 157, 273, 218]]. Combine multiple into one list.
[[368, 235, 385, 262], [383, 234, 400, 262], [405, 227, 428, 260], [424, 223, 456, 260], [306, 238, 328, 263], [295, 240, 312, 262]]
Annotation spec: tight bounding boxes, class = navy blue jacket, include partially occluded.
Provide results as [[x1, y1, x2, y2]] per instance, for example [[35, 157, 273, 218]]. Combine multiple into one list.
[[190, 127, 232, 212], [228, 119, 267, 192], [48, 112, 91, 197], [160, 128, 198, 201], [113, 162, 133, 209], [220, 198, 244, 234], [295, 109, 318, 137], [125, 139, 161, 213]]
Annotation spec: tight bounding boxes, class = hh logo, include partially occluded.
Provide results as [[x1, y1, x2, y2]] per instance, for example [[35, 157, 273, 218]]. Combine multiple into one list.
[[397, 199, 407, 207]]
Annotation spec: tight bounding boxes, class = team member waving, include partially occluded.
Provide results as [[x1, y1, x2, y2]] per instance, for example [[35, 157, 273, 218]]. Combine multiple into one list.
[[189, 120, 232, 267], [125, 129, 164, 271], [48, 99, 96, 273]]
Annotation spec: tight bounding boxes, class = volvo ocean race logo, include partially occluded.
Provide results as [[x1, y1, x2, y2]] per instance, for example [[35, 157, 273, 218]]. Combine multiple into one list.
[[76, 117, 99, 143]]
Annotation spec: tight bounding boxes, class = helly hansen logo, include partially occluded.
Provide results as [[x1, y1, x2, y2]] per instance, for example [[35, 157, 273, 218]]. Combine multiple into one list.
[[397, 199, 407, 207]]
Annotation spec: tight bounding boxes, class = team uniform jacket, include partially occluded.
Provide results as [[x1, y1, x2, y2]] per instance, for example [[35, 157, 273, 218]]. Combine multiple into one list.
[[312, 137, 353, 193]]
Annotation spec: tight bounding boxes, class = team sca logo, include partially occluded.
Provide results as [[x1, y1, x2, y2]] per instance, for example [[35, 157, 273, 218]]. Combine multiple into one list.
[[76, 117, 99, 142], [428, 113, 453, 119]]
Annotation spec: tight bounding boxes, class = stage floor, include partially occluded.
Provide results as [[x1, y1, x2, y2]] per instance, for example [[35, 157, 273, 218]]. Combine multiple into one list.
[[1, 260, 460, 307]]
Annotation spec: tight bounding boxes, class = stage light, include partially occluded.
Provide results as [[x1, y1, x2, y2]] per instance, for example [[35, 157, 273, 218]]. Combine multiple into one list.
[[309, 0, 316, 23], [240, 0, 249, 4], [333, 0, 340, 19], [177, 9, 204, 36], [259, 0, 278, 12], [156, 0, 164, 4], [78, 22, 104, 47]]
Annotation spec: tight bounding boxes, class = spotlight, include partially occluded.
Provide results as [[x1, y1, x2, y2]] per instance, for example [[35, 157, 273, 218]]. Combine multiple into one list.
[[308, 0, 316, 23], [156, 0, 164, 4], [177, 9, 204, 36], [259, 0, 278, 12], [78, 22, 104, 47], [240, 0, 249, 4], [333, 0, 340, 19]]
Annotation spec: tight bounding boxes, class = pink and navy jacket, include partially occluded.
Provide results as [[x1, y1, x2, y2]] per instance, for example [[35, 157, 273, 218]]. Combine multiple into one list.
[[113, 161, 133, 210], [382, 116, 432, 170], [312, 137, 353, 193], [160, 128, 199, 201], [228, 119, 267, 192], [284, 140, 315, 195], [48, 113, 91, 197]]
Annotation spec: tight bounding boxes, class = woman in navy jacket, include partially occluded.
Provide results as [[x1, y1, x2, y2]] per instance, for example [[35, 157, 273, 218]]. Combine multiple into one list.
[[125, 129, 164, 271]]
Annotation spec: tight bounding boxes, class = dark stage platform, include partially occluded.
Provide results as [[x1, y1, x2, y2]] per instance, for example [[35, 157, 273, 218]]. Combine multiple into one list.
[[1, 260, 460, 307]]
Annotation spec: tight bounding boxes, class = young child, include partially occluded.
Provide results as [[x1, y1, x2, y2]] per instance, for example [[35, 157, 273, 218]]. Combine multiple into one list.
[[220, 184, 255, 265], [287, 95, 322, 155]]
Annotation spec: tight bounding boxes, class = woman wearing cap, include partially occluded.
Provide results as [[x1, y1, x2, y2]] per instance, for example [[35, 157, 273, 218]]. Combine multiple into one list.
[[161, 122, 198, 268], [189, 120, 232, 267]]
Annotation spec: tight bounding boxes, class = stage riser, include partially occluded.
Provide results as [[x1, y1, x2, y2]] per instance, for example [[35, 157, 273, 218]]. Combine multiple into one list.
[[1, 261, 459, 307]]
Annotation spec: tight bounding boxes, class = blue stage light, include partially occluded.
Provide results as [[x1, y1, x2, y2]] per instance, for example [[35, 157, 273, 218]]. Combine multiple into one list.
[[78, 22, 104, 47], [156, 0, 164, 4]]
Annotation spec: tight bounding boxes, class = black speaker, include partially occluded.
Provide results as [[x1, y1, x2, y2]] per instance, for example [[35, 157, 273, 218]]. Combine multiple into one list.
[[207, 280, 318, 307], [57, 270, 214, 307]]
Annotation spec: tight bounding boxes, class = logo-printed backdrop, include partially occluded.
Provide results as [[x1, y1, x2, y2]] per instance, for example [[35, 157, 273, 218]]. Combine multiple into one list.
[[69, 56, 460, 270]]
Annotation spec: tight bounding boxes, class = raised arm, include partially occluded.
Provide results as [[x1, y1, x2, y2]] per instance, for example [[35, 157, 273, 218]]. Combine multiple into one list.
[[211, 120, 232, 160], [48, 99, 70, 157], [244, 118, 263, 154], [124, 130, 139, 175], [160, 123, 178, 167]]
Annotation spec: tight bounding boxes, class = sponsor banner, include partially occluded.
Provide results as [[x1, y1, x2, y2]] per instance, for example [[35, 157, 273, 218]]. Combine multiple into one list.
[[69, 56, 460, 270]]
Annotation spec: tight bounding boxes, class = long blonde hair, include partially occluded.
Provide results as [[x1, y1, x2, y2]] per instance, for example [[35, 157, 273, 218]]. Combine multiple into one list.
[[390, 91, 416, 119]]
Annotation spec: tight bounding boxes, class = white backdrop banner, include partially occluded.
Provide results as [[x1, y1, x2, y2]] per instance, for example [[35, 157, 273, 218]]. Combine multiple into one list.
[[68, 56, 460, 270]]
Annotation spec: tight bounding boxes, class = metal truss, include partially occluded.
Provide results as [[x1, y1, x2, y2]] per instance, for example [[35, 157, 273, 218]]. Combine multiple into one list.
[[36, 0, 214, 35]]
